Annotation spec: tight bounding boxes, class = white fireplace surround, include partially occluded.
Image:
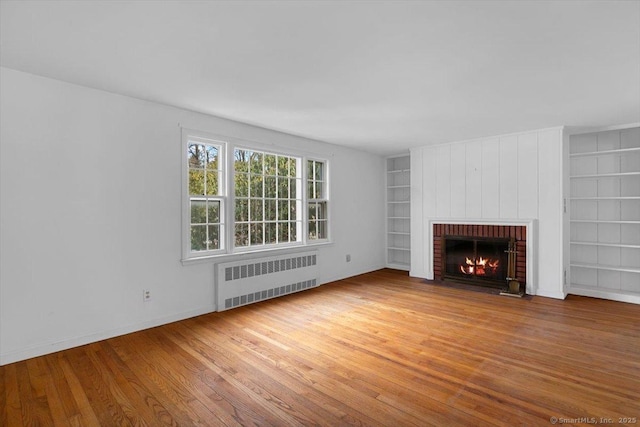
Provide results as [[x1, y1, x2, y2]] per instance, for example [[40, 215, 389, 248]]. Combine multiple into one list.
[[410, 127, 567, 300], [427, 218, 537, 295]]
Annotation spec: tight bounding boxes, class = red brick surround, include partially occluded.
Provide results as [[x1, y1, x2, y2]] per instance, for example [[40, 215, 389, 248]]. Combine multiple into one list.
[[433, 224, 526, 285]]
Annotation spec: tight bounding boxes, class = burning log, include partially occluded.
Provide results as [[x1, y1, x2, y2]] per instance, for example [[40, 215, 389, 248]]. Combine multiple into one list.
[[460, 257, 499, 276]]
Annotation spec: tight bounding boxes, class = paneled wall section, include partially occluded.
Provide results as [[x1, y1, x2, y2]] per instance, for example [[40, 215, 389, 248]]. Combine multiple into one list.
[[410, 127, 566, 299]]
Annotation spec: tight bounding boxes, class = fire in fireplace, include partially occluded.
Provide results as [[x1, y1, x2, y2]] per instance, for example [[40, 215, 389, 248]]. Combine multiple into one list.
[[459, 256, 500, 276], [443, 236, 510, 287]]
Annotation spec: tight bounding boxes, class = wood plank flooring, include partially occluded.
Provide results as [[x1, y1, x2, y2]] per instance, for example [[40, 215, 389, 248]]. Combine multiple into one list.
[[1, 269, 639, 426]]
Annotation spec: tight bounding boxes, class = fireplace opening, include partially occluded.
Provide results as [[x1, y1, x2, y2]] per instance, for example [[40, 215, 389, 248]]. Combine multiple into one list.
[[443, 236, 510, 288]]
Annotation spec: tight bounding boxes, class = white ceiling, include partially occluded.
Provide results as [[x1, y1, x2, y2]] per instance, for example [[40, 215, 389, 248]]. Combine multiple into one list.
[[1, 1, 639, 155]]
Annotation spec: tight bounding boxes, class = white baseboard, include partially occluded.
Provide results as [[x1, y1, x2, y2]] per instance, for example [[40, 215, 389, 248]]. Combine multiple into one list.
[[320, 264, 386, 286], [533, 288, 568, 300], [0, 305, 215, 366], [567, 286, 640, 305]]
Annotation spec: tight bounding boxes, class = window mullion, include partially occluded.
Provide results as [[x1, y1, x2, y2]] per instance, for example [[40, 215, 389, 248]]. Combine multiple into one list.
[[227, 143, 235, 253]]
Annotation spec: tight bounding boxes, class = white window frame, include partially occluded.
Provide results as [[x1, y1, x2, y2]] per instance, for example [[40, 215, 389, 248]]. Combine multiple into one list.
[[182, 129, 227, 260], [232, 146, 304, 252], [306, 158, 330, 243], [182, 128, 331, 262]]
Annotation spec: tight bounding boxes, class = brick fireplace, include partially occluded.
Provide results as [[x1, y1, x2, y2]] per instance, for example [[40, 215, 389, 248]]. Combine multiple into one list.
[[433, 224, 527, 289]]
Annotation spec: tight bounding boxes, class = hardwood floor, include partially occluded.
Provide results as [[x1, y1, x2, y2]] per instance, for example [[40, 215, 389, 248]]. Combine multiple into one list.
[[2, 269, 639, 426]]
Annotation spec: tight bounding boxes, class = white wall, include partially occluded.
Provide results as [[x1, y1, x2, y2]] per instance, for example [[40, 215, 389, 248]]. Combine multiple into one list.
[[0, 67, 385, 365], [410, 127, 566, 299]]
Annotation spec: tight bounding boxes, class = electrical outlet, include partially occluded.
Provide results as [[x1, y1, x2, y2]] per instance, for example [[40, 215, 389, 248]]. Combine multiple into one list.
[[143, 289, 152, 302], [346, 254, 351, 262]]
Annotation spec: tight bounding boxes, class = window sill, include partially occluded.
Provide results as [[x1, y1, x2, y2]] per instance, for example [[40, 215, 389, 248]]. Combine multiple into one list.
[[181, 241, 333, 266]]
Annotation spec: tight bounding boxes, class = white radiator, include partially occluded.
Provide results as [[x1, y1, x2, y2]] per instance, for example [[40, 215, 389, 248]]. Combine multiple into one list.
[[216, 250, 319, 311]]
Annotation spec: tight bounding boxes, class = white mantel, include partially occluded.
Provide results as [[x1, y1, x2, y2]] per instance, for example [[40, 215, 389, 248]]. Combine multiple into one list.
[[410, 127, 568, 299]]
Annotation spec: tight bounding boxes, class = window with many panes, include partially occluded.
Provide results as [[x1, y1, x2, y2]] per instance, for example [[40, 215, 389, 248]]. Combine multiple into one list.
[[183, 129, 329, 260], [186, 137, 225, 255], [307, 159, 328, 240], [234, 148, 302, 249]]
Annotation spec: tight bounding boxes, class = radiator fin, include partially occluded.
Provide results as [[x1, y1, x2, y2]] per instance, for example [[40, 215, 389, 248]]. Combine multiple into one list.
[[224, 254, 316, 282], [223, 279, 317, 309], [216, 251, 319, 311]]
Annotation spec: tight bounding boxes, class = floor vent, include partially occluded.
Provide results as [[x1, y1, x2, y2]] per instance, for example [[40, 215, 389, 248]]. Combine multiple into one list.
[[216, 251, 319, 311]]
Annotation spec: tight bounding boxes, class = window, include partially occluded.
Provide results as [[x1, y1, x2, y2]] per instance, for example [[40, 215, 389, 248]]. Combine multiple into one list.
[[182, 129, 329, 260], [185, 135, 225, 256], [307, 159, 328, 240], [234, 148, 302, 249]]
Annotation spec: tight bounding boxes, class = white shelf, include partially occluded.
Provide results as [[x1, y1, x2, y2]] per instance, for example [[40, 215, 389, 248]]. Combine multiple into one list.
[[570, 197, 640, 200], [569, 127, 640, 302], [386, 155, 411, 270], [571, 241, 640, 249], [570, 147, 640, 157], [387, 262, 410, 271], [570, 172, 640, 179], [570, 220, 640, 224], [570, 263, 640, 274]]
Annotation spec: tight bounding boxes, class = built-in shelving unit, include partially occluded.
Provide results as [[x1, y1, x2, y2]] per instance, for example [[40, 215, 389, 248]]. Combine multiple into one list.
[[569, 126, 640, 303], [386, 155, 410, 270]]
